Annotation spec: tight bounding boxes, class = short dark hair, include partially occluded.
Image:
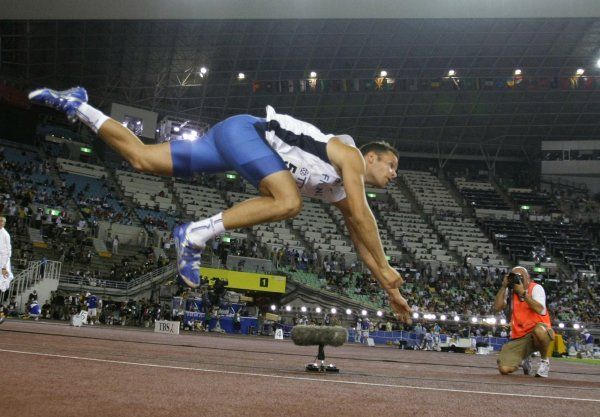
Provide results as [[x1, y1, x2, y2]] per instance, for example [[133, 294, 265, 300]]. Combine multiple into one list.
[[359, 141, 399, 159]]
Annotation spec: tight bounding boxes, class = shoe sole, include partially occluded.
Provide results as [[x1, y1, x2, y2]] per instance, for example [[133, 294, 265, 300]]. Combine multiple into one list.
[[179, 273, 200, 288], [28, 88, 57, 101]]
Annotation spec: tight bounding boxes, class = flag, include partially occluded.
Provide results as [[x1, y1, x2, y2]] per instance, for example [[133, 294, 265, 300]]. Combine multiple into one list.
[[506, 74, 522, 88]]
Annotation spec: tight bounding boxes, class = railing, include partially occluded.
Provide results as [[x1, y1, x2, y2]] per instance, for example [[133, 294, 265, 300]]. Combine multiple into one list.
[[127, 263, 177, 289], [59, 274, 129, 290], [6, 260, 62, 310], [59, 262, 177, 293]]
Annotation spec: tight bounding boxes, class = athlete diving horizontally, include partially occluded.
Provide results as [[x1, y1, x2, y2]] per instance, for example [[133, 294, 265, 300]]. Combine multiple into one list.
[[29, 87, 412, 322]]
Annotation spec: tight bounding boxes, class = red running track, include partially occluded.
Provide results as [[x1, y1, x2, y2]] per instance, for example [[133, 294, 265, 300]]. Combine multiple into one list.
[[0, 319, 599, 417]]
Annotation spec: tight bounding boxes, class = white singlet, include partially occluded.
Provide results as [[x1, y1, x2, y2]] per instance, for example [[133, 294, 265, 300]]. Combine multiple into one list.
[[264, 105, 356, 203]]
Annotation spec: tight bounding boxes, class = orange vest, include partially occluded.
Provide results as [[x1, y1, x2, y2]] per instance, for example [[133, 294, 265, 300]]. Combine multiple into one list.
[[510, 282, 551, 339]]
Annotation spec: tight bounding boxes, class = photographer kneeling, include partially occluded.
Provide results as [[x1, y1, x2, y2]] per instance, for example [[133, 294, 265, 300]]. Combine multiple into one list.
[[494, 266, 554, 378]]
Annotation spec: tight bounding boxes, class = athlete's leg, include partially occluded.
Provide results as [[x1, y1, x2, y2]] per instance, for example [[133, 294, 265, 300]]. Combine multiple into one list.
[[221, 170, 302, 230], [29, 87, 174, 176], [184, 115, 302, 248], [176, 116, 302, 287], [98, 119, 173, 176], [177, 170, 301, 287]]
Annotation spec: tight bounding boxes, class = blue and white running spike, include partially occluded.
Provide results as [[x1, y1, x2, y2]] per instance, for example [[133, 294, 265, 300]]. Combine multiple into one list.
[[28, 86, 88, 123]]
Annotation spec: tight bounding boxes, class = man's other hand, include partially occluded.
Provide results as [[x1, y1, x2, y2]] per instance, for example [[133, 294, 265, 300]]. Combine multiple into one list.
[[387, 289, 412, 324]]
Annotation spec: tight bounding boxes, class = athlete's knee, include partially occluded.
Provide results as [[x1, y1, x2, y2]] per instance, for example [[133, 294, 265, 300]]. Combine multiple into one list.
[[274, 193, 302, 219], [129, 144, 171, 175]]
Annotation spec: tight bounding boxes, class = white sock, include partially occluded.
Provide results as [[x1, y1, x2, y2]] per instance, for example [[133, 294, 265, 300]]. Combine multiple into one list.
[[186, 212, 226, 248], [76, 102, 110, 133]]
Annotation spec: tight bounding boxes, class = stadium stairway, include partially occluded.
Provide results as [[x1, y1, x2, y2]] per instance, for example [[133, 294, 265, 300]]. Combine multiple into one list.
[[166, 178, 189, 224], [437, 173, 473, 217], [491, 177, 517, 212], [5, 260, 61, 313], [393, 177, 421, 213], [105, 166, 143, 226], [394, 175, 463, 266], [28, 227, 48, 249]]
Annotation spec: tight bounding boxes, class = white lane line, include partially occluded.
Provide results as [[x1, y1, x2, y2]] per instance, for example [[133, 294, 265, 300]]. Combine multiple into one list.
[[1, 348, 599, 403]]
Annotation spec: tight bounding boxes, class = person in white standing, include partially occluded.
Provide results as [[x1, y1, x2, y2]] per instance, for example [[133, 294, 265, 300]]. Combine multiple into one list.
[[0, 216, 14, 324]]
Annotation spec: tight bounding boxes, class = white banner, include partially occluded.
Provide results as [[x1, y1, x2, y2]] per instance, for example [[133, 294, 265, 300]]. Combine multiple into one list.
[[274, 328, 283, 340], [154, 320, 180, 335]]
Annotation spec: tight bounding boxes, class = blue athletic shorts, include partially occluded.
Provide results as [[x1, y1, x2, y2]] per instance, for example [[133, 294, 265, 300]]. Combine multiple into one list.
[[170, 114, 286, 188]]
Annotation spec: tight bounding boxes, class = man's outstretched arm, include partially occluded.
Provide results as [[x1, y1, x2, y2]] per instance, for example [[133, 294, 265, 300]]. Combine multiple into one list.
[[341, 210, 412, 323], [329, 141, 411, 321]]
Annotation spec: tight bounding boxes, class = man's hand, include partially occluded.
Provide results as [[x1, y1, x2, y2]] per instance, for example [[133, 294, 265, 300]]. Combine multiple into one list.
[[512, 281, 525, 296], [387, 288, 412, 324], [1, 268, 7, 278]]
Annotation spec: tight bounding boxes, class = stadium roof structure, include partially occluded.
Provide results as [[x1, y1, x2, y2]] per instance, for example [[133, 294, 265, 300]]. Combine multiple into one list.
[[1, 0, 600, 162]]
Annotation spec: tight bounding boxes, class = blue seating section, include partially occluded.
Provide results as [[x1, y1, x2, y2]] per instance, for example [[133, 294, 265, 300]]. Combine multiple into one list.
[[135, 208, 177, 231], [63, 173, 128, 222]]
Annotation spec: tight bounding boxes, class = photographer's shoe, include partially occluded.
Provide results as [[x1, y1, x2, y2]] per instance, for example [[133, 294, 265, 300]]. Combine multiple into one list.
[[535, 359, 550, 378], [28, 87, 88, 123], [174, 223, 203, 288], [0, 316, 5, 325], [521, 357, 532, 375]]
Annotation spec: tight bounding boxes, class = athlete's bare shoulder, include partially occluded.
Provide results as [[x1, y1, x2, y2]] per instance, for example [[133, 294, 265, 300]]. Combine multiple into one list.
[[326, 137, 364, 172]]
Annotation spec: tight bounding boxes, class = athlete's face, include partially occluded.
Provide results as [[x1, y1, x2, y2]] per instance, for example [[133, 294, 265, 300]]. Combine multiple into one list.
[[364, 151, 398, 188]]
